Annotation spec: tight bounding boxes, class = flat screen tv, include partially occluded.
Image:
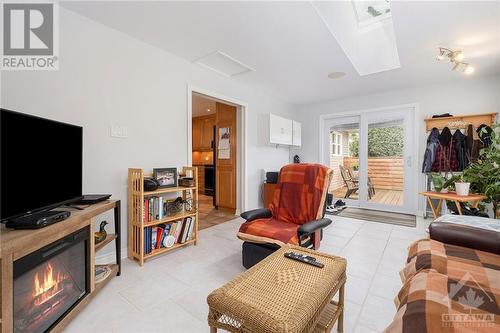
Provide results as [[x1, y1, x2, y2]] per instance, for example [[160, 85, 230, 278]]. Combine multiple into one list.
[[0, 109, 83, 222]]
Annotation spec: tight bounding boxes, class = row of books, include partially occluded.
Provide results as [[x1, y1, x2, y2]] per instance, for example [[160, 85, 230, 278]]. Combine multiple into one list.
[[144, 196, 166, 222], [144, 216, 195, 254]]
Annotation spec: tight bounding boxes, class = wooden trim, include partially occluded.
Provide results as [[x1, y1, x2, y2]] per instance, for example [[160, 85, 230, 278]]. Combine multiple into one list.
[[89, 220, 96, 293], [1, 254, 13, 333], [424, 112, 497, 131]]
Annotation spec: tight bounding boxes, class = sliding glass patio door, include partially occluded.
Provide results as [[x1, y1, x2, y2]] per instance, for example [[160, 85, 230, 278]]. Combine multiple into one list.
[[323, 116, 361, 207], [323, 107, 415, 214]]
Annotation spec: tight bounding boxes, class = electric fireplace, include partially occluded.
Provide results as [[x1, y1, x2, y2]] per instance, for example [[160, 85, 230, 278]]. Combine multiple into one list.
[[13, 228, 89, 333]]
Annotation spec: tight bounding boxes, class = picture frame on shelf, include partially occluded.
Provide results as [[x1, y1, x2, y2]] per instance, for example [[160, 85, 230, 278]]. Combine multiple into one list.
[[153, 168, 178, 188]]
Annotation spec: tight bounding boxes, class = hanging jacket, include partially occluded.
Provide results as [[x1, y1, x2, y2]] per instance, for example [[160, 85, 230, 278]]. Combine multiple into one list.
[[467, 124, 483, 163], [477, 124, 493, 147], [432, 127, 458, 172], [453, 129, 467, 171], [466, 124, 474, 164], [422, 127, 440, 173]]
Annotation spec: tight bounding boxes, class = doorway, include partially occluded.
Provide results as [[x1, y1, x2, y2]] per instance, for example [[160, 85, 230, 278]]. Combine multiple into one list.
[[190, 91, 242, 229], [322, 106, 416, 214]]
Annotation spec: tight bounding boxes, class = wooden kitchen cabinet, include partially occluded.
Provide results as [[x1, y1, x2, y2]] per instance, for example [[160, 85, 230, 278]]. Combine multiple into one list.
[[192, 115, 215, 151], [192, 117, 202, 150], [201, 116, 215, 150], [198, 167, 205, 194]]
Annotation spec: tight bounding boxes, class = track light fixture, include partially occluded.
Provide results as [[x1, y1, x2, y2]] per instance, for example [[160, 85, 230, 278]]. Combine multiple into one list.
[[436, 47, 474, 75]]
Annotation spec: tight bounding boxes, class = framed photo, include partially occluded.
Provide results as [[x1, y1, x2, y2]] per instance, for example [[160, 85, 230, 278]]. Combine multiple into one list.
[[153, 168, 178, 188]]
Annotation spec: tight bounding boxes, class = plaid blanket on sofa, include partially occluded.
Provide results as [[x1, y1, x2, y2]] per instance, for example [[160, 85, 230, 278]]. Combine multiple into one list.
[[401, 239, 500, 286], [386, 269, 500, 333]]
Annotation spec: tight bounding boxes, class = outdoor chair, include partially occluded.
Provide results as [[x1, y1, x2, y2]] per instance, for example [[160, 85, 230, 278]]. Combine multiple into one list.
[[339, 165, 359, 198], [347, 167, 376, 199]]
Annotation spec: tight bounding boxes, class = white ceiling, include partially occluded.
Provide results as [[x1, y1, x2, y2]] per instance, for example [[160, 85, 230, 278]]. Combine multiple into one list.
[[192, 94, 216, 117], [61, 1, 500, 105]]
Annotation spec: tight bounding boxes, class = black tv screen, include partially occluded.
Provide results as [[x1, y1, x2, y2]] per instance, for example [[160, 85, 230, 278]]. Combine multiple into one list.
[[1, 109, 83, 221]]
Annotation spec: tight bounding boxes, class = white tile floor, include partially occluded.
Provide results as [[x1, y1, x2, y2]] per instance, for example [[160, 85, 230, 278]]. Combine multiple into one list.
[[64, 216, 431, 333]]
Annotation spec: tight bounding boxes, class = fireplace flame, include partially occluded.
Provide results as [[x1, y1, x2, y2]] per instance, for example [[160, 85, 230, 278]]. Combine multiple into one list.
[[33, 263, 67, 306]]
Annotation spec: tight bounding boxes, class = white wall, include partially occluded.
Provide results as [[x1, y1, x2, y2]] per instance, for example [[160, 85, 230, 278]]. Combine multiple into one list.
[[293, 75, 500, 215], [1, 8, 295, 257]]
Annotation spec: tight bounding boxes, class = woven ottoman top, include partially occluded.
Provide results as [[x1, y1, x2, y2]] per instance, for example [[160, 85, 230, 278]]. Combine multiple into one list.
[[207, 245, 347, 333]]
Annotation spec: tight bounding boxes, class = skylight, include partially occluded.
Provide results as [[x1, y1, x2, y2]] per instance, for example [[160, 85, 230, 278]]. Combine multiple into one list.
[[352, 1, 391, 27], [311, 0, 400, 76]]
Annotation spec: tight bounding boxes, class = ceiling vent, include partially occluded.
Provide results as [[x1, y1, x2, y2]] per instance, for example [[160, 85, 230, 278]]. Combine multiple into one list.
[[194, 51, 255, 77]]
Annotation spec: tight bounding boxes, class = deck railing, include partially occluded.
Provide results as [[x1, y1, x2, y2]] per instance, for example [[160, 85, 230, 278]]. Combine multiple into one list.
[[342, 157, 403, 190]]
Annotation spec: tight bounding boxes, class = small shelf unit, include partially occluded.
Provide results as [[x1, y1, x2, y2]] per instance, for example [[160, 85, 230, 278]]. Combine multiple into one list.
[[128, 167, 199, 265]]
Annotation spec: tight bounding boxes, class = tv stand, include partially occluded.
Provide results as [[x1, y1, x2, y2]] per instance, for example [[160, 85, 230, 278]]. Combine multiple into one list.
[[1, 200, 121, 333], [6, 210, 71, 229]]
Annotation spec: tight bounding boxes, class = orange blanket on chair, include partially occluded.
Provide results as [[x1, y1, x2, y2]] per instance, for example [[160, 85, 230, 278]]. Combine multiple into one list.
[[238, 163, 332, 246]]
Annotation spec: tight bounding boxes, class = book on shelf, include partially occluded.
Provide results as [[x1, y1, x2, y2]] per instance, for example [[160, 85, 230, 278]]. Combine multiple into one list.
[[155, 226, 164, 249], [174, 219, 184, 243], [144, 197, 161, 223], [180, 217, 190, 243], [142, 216, 196, 253], [187, 216, 195, 241]]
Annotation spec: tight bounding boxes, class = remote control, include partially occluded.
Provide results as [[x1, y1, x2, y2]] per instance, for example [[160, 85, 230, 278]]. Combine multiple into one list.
[[284, 252, 324, 268]]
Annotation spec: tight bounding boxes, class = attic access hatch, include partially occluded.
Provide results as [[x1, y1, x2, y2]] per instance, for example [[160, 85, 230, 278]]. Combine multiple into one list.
[[194, 51, 255, 78]]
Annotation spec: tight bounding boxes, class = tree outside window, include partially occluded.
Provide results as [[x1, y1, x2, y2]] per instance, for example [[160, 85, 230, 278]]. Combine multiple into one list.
[[348, 126, 404, 157]]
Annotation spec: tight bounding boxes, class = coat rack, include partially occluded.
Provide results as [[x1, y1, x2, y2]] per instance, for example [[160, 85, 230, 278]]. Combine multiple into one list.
[[424, 112, 497, 131]]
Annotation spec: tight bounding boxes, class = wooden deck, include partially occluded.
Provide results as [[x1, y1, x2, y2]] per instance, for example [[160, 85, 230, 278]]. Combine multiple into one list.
[[333, 187, 403, 206]]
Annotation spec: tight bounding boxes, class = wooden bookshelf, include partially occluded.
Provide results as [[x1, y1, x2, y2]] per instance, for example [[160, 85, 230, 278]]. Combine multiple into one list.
[[128, 167, 199, 266]]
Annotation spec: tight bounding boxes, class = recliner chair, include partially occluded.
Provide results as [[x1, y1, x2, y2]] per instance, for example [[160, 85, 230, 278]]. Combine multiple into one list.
[[237, 163, 333, 268]]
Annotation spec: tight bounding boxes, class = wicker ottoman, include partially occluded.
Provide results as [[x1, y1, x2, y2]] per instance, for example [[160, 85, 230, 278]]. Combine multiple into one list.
[[207, 245, 347, 333]]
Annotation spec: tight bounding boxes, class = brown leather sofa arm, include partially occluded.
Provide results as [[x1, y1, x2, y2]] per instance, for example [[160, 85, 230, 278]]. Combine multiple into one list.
[[429, 222, 500, 255]]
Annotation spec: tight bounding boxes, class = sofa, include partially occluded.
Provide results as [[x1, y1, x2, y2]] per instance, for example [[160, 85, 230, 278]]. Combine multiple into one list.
[[385, 215, 500, 333]]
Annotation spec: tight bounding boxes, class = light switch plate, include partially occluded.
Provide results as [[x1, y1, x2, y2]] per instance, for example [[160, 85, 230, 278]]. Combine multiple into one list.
[[110, 125, 128, 138]]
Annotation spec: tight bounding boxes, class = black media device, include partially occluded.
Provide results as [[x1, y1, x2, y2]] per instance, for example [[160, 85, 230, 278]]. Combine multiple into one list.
[[1, 109, 83, 229], [73, 194, 111, 205], [284, 252, 324, 268], [6, 210, 71, 229], [266, 171, 279, 184]]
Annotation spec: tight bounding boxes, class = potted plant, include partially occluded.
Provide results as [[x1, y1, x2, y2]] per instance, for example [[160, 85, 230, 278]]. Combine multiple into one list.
[[430, 173, 449, 193], [462, 124, 500, 218], [454, 174, 470, 196]]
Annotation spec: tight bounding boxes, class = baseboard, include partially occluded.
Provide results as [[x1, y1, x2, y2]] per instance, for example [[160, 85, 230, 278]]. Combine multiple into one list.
[[95, 246, 128, 264]]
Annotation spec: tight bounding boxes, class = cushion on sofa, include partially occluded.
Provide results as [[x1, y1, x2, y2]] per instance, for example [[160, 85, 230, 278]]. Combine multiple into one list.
[[386, 269, 500, 333], [402, 239, 500, 284]]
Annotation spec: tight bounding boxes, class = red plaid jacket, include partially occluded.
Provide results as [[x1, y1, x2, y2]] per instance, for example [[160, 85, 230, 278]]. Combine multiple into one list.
[[431, 140, 458, 172]]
